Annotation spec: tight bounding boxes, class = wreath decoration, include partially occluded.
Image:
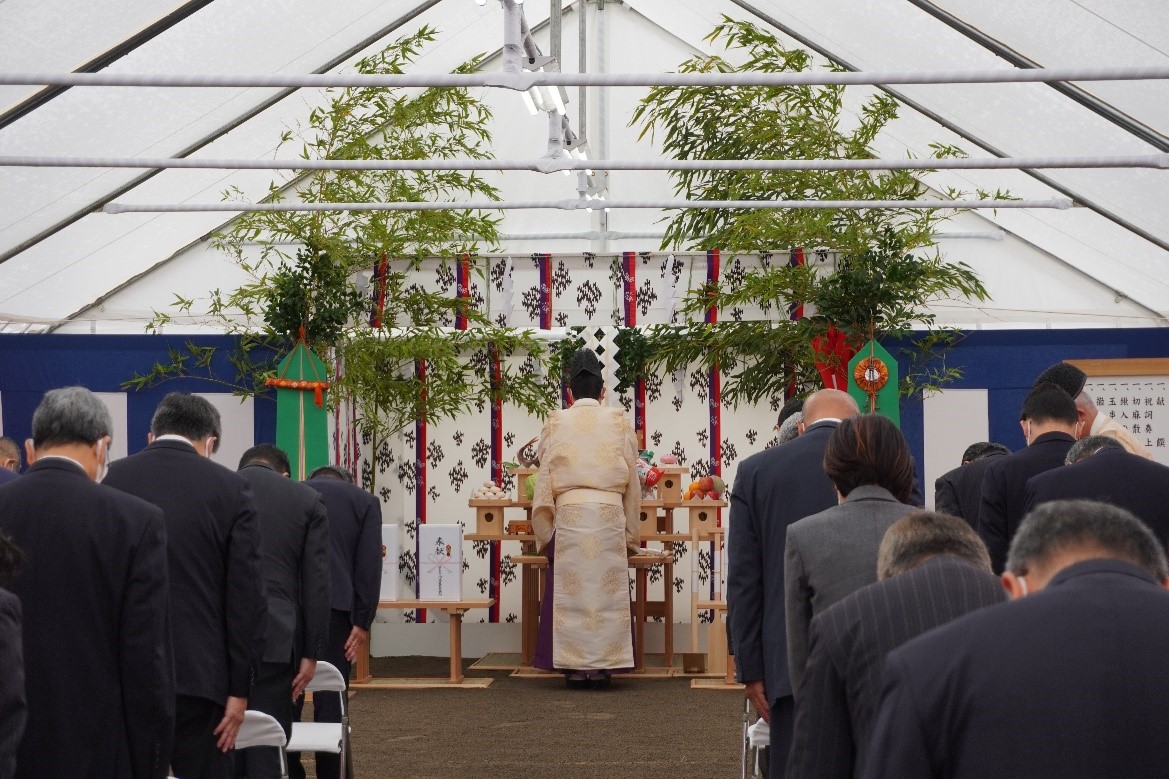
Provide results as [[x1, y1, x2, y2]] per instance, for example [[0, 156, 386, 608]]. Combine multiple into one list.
[[853, 356, 890, 394]]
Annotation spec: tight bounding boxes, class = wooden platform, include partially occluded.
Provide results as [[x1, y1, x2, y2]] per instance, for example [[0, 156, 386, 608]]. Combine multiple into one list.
[[469, 651, 526, 671], [350, 676, 494, 690], [511, 665, 674, 679], [506, 652, 679, 679], [690, 677, 745, 691]]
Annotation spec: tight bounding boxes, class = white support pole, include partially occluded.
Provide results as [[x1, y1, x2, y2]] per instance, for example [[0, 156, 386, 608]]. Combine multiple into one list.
[[3, 65, 1169, 89], [5, 154, 1163, 171], [102, 197, 1075, 214], [502, 0, 525, 75]]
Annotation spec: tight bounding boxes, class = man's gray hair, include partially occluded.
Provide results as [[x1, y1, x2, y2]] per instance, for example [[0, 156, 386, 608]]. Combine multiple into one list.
[[1064, 435, 1124, 465], [877, 511, 992, 580], [31, 387, 113, 448], [150, 393, 222, 451], [1006, 500, 1168, 579], [777, 412, 803, 445]]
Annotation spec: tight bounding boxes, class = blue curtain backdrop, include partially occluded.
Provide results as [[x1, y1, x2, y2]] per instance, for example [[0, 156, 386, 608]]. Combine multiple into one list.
[[0, 334, 277, 454], [0, 329, 1165, 484], [895, 328, 1169, 487]]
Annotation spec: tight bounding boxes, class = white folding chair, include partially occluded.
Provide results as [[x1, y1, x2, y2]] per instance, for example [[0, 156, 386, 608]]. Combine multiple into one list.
[[740, 698, 769, 779], [286, 661, 351, 778], [235, 709, 290, 779]]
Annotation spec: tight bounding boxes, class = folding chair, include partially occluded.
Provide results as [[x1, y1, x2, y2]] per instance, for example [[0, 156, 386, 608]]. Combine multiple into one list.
[[286, 661, 351, 778], [740, 697, 769, 779], [235, 710, 290, 779]]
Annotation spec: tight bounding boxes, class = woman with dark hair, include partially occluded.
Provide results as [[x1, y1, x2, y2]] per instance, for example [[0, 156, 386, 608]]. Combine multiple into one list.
[[0, 532, 27, 779], [783, 414, 919, 699], [531, 348, 641, 688]]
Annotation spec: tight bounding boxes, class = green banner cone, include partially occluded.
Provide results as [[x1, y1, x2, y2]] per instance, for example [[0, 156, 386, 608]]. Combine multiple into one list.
[[848, 339, 900, 426], [266, 340, 330, 480]]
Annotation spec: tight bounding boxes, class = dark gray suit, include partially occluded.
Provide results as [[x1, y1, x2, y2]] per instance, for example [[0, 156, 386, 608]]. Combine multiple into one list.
[[236, 462, 330, 779], [304, 476, 383, 631], [864, 559, 1169, 778], [296, 476, 382, 779], [787, 557, 1004, 779], [0, 588, 25, 779], [784, 485, 918, 697], [239, 463, 330, 667]]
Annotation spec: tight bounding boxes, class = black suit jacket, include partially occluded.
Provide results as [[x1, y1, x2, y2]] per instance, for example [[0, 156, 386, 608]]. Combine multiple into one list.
[[0, 469, 17, 487], [864, 559, 1169, 778], [977, 432, 1074, 572], [305, 476, 383, 629], [0, 588, 25, 779], [788, 557, 1004, 779], [105, 439, 266, 703], [729, 420, 843, 703], [238, 463, 330, 665], [1024, 448, 1169, 547], [933, 452, 1005, 525], [0, 459, 172, 779]]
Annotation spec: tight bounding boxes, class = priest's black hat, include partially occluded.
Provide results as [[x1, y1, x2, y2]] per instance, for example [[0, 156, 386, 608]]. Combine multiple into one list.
[[1032, 362, 1087, 398], [568, 347, 604, 378]]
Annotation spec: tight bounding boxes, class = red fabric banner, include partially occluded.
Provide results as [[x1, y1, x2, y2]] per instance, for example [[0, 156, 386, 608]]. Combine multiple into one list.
[[415, 359, 428, 625]]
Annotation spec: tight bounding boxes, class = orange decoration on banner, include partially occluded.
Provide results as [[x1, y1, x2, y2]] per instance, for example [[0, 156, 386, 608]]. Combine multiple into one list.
[[852, 356, 890, 394]]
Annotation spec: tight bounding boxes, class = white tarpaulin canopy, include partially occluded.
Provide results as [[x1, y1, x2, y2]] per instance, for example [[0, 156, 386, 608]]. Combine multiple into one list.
[[1, 0, 1167, 332]]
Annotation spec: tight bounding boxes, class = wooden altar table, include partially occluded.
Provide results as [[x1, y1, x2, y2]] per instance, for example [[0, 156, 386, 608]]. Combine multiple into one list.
[[351, 598, 495, 688]]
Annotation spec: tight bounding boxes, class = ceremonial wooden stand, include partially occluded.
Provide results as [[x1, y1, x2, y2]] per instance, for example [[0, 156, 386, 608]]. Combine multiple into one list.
[[351, 598, 495, 689]]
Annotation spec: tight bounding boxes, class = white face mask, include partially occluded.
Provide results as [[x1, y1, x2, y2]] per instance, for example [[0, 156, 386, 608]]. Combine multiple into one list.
[[1018, 575, 1029, 596]]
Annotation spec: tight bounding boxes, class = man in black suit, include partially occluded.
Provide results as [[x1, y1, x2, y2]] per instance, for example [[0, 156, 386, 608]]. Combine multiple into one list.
[[933, 442, 1008, 525], [0, 533, 26, 779], [235, 445, 330, 779], [296, 465, 383, 779], [787, 511, 1003, 779], [729, 388, 860, 779], [1024, 436, 1169, 547], [977, 382, 1079, 572], [864, 500, 1169, 778], [104, 392, 266, 779], [0, 437, 21, 485], [0, 387, 172, 778]]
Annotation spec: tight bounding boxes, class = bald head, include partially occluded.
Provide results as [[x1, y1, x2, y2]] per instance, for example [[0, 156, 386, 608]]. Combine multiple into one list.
[[802, 389, 860, 426], [1074, 391, 1099, 438]]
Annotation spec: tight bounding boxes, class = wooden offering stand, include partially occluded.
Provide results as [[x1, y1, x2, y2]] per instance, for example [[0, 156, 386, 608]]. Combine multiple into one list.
[[352, 598, 496, 688], [468, 498, 511, 538]]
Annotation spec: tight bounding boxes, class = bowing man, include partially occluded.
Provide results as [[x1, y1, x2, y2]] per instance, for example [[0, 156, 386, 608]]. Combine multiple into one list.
[[865, 501, 1169, 778], [104, 393, 266, 779], [0, 387, 172, 778]]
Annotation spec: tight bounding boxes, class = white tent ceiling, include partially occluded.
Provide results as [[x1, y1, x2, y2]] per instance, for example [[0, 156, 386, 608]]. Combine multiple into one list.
[[0, 0, 1166, 332]]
